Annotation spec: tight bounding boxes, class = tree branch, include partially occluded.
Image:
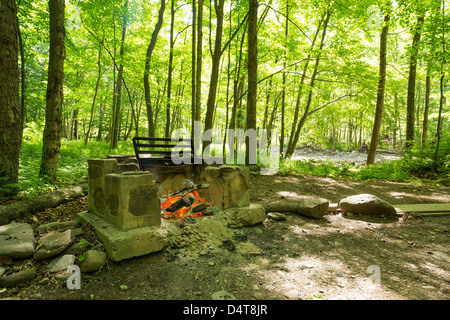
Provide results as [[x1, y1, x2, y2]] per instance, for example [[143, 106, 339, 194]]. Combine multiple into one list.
[[306, 89, 366, 116]]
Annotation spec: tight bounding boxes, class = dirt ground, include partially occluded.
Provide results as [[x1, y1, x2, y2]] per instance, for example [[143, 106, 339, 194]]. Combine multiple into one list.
[[1, 173, 449, 301]]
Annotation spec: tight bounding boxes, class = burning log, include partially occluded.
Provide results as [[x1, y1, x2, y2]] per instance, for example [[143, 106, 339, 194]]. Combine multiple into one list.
[[191, 202, 209, 214], [165, 196, 195, 213]]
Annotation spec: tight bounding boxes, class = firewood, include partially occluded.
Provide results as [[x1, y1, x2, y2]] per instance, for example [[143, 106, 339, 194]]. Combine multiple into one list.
[[261, 198, 329, 219], [165, 196, 195, 213], [165, 183, 209, 198]]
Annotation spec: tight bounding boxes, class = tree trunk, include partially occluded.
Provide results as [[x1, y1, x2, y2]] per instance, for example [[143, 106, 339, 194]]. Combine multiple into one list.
[[0, 183, 88, 226], [285, 10, 331, 159], [143, 0, 165, 138], [97, 102, 104, 141], [40, 0, 65, 181], [195, 0, 204, 123], [367, 14, 390, 165], [393, 92, 398, 148], [18, 21, 26, 131], [0, 0, 21, 195], [204, 0, 225, 134], [405, 15, 424, 150], [433, 74, 445, 163], [422, 69, 431, 146], [191, 0, 197, 137], [85, 42, 102, 146], [286, 12, 324, 157], [280, 1, 289, 159], [246, 0, 258, 165], [229, 28, 246, 131], [165, 0, 175, 138], [111, 0, 128, 150]]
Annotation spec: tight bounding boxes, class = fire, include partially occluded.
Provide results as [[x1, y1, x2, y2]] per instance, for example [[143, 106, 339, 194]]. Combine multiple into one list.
[[161, 190, 212, 220]]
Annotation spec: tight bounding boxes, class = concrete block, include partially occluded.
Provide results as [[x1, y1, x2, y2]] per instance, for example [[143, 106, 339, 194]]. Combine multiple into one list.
[[204, 165, 250, 209], [230, 204, 266, 226], [103, 171, 160, 230], [77, 211, 167, 262], [88, 158, 118, 216]]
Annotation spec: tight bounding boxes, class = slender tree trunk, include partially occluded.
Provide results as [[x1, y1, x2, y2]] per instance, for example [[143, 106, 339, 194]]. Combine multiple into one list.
[[165, 0, 175, 138], [433, 74, 445, 163], [0, 0, 21, 194], [367, 14, 390, 165], [191, 0, 197, 137], [285, 10, 331, 159], [97, 102, 104, 141], [286, 13, 324, 156], [280, 1, 289, 159], [246, 0, 258, 165], [85, 42, 102, 146], [18, 22, 26, 131], [422, 70, 431, 146], [229, 28, 246, 131], [40, 0, 65, 181], [405, 15, 424, 150], [143, 0, 165, 138], [204, 0, 225, 134], [195, 0, 203, 123], [393, 92, 398, 148], [111, 0, 128, 150]]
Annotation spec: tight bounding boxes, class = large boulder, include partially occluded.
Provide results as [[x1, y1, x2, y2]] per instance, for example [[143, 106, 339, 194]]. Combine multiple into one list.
[[339, 194, 396, 216]]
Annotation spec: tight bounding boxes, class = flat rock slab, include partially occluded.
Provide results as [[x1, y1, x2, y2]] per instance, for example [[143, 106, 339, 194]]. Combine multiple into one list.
[[339, 194, 396, 216], [34, 229, 75, 260], [0, 223, 36, 259], [36, 220, 80, 234]]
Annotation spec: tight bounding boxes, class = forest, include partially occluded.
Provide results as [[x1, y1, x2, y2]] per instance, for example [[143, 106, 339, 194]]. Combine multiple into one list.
[[0, 0, 449, 197]]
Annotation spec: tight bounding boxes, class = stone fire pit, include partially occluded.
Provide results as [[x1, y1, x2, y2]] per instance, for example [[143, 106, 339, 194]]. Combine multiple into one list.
[[77, 156, 266, 262]]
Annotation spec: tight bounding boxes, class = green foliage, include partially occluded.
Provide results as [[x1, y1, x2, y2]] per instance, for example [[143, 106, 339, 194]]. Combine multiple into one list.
[[279, 149, 449, 183], [17, 138, 134, 198]]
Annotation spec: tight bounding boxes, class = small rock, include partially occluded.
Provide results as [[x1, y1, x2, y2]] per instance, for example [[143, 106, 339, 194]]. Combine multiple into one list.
[[284, 289, 300, 299], [54, 271, 72, 281], [232, 204, 266, 226], [80, 250, 107, 273], [268, 212, 287, 221], [0, 269, 36, 288], [47, 254, 76, 273], [211, 290, 237, 300], [39, 277, 50, 285]]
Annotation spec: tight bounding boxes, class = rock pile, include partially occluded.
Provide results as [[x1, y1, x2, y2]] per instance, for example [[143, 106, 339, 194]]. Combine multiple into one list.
[[0, 220, 106, 289]]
